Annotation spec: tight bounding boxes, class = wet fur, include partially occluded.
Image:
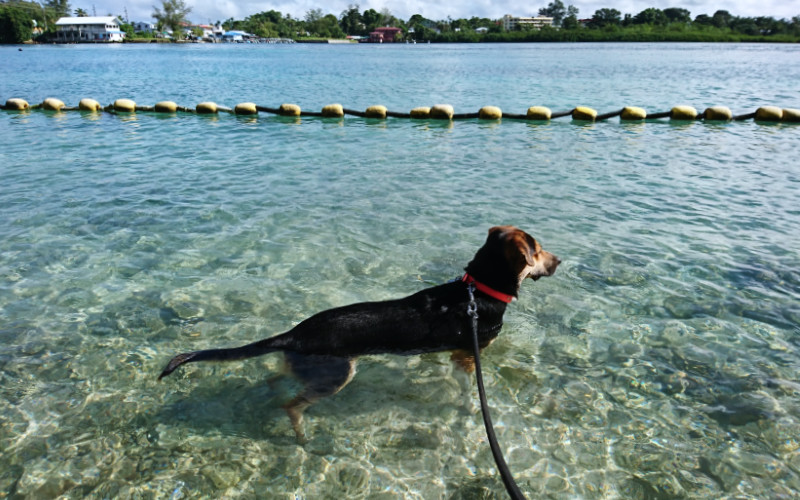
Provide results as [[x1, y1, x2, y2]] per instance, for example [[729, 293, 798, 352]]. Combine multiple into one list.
[[158, 226, 559, 441]]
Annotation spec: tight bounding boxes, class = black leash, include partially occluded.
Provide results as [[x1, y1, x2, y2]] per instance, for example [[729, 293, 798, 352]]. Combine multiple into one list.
[[467, 282, 527, 500]]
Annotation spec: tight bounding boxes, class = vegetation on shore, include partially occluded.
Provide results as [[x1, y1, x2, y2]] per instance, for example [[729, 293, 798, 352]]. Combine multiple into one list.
[[1, 0, 799, 44]]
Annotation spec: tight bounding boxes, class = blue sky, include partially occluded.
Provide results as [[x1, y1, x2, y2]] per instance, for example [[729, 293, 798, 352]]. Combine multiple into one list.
[[84, 0, 797, 25]]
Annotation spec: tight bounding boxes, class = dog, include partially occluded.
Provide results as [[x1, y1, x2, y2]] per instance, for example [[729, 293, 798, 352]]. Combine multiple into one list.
[[158, 226, 559, 441]]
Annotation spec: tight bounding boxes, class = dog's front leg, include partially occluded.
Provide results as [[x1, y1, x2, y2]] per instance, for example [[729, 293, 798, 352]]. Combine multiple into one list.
[[450, 349, 476, 374], [450, 350, 479, 412]]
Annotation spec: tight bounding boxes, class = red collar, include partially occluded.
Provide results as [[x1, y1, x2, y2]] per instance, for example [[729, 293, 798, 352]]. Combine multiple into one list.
[[462, 273, 515, 303]]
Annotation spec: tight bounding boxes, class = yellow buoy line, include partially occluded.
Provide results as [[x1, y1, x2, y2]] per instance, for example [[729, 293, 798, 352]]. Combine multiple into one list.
[[2, 98, 799, 123]]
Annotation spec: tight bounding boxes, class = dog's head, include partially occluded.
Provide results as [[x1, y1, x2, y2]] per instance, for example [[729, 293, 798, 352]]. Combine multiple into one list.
[[490, 225, 560, 282], [466, 226, 560, 296]]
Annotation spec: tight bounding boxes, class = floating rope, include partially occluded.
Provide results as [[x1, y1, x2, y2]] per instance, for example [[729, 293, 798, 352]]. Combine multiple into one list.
[[3, 98, 799, 123]]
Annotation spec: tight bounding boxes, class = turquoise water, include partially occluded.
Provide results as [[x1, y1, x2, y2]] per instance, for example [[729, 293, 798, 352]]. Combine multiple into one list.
[[1, 43, 800, 498]]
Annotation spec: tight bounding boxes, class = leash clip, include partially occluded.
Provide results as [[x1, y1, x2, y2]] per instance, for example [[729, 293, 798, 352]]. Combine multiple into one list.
[[466, 282, 479, 320]]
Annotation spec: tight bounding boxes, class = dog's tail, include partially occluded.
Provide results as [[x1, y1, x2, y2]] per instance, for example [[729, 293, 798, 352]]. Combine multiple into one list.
[[157, 336, 286, 380]]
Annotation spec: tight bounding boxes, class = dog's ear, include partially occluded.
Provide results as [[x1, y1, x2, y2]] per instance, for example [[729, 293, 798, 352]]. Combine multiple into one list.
[[510, 231, 537, 266], [490, 226, 537, 267], [488, 225, 513, 237]]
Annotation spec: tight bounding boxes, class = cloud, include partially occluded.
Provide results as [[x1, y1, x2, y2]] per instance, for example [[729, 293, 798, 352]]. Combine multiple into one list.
[[97, 0, 797, 25]]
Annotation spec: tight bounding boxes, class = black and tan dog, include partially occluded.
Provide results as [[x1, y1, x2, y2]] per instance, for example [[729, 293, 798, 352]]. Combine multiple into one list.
[[158, 226, 559, 441]]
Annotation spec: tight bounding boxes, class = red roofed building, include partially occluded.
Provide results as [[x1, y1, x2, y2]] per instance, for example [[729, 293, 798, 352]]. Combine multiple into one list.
[[369, 27, 402, 43]]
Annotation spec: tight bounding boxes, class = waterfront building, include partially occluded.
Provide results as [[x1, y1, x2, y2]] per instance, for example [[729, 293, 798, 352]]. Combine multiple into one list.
[[133, 21, 156, 33], [54, 16, 125, 42], [501, 15, 554, 31], [368, 27, 403, 43]]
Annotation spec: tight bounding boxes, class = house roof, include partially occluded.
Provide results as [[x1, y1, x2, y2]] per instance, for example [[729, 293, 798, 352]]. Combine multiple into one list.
[[56, 17, 118, 26]]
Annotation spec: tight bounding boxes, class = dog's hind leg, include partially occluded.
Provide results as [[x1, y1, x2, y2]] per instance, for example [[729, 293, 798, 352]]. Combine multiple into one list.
[[281, 352, 356, 443]]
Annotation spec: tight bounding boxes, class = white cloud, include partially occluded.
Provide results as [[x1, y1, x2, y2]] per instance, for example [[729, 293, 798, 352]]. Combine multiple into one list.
[[97, 0, 797, 25]]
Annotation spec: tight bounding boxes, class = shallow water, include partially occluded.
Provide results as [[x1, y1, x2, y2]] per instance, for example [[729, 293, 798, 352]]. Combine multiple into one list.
[[1, 43, 800, 498]]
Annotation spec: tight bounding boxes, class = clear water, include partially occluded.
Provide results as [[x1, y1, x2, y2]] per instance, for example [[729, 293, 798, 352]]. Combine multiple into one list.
[[1, 43, 800, 498]]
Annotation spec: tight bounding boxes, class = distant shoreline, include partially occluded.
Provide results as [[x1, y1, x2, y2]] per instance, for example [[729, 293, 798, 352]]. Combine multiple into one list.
[[17, 37, 800, 46]]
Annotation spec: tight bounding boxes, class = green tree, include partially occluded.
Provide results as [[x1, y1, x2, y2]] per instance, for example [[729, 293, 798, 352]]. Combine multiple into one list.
[[0, 5, 33, 43], [305, 8, 323, 23], [304, 11, 344, 38], [380, 8, 399, 27], [152, 0, 192, 38], [120, 22, 134, 37], [407, 14, 434, 40], [538, 0, 566, 26], [242, 10, 299, 38], [633, 8, 668, 26], [588, 8, 621, 28], [222, 17, 236, 30], [361, 8, 383, 32], [451, 18, 469, 32], [339, 4, 362, 35], [693, 14, 712, 26], [791, 16, 800, 36], [322, 14, 345, 38], [753, 16, 780, 35], [562, 16, 578, 29], [74, 7, 88, 17], [46, 0, 70, 19], [712, 10, 733, 28], [465, 16, 492, 29], [663, 8, 691, 24], [562, 5, 579, 29]]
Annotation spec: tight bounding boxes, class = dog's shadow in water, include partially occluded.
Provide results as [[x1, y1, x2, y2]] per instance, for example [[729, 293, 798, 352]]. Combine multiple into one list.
[[155, 357, 465, 443]]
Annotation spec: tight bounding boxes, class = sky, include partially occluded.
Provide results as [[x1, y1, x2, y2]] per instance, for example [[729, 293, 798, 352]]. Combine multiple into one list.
[[83, 0, 798, 26]]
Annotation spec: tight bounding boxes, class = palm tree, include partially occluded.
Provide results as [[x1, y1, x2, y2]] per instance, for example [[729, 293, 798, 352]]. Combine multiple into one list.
[[152, 0, 192, 38], [46, 0, 71, 19], [74, 8, 88, 17]]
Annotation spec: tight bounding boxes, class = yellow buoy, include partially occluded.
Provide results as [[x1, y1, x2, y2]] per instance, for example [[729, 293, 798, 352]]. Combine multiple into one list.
[[704, 106, 732, 121], [114, 99, 136, 112], [42, 97, 65, 111], [321, 104, 344, 118], [781, 108, 800, 123], [526, 106, 551, 120], [430, 104, 454, 120], [621, 106, 647, 121], [671, 105, 698, 120], [410, 107, 431, 119], [196, 102, 218, 114], [365, 105, 387, 119], [572, 106, 597, 121], [479, 106, 502, 120], [5, 98, 29, 110], [234, 102, 257, 115], [755, 106, 782, 122], [279, 103, 301, 116], [154, 101, 178, 113], [79, 98, 102, 111]]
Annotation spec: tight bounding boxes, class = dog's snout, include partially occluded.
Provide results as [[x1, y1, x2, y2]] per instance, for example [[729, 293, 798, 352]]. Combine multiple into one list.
[[546, 253, 561, 275]]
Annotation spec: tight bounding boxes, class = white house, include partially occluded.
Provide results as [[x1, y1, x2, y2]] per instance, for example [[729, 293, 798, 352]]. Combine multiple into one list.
[[55, 17, 125, 42], [502, 15, 554, 31]]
